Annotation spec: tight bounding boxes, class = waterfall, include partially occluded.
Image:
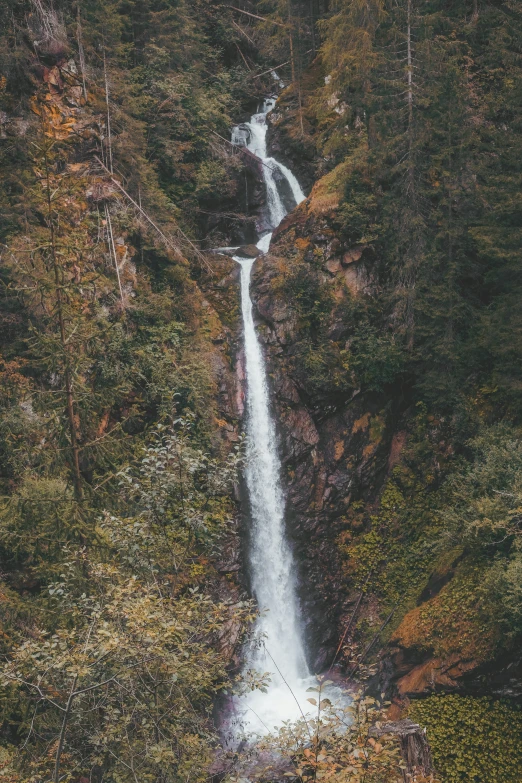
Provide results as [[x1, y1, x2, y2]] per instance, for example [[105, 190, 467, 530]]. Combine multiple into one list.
[[232, 100, 315, 737], [231, 98, 305, 250]]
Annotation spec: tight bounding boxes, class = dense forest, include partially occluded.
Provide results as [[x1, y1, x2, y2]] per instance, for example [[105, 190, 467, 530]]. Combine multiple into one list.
[[0, 0, 521, 781]]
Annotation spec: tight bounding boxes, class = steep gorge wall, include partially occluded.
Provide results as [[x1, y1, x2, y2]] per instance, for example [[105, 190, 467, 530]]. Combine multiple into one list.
[[234, 145, 522, 704], [199, 56, 522, 712], [250, 198, 397, 673]]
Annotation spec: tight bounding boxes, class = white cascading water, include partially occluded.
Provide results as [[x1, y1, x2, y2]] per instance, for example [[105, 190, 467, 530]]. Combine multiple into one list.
[[231, 98, 305, 253], [231, 99, 316, 737]]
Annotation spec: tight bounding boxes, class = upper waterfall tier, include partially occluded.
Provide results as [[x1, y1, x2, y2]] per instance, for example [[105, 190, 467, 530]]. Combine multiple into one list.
[[231, 98, 305, 246]]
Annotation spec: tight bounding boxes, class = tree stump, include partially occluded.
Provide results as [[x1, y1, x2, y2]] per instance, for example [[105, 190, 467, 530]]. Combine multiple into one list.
[[370, 719, 435, 780]]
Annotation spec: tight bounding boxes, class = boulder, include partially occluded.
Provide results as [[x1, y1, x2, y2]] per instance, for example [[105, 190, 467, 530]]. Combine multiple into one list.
[[342, 246, 364, 265], [395, 655, 478, 696], [237, 244, 261, 258]]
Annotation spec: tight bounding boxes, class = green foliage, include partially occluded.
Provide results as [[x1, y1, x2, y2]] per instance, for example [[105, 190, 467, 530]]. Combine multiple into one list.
[[338, 167, 380, 246], [0, 3, 255, 775], [439, 425, 522, 640], [0, 421, 250, 782], [409, 695, 522, 783], [320, 0, 385, 98], [276, 259, 334, 337], [0, 477, 87, 583], [270, 258, 405, 399], [314, 0, 522, 417], [395, 560, 500, 662], [1, 0, 522, 776], [269, 259, 356, 399], [339, 416, 522, 663], [348, 321, 405, 393]]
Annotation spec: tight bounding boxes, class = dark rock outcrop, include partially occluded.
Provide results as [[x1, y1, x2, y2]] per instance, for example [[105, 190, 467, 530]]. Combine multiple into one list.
[[245, 196, 394, 672], [236, 244, 262, 258], [242, 167, 522, 702], [266, 104, 317, 194]]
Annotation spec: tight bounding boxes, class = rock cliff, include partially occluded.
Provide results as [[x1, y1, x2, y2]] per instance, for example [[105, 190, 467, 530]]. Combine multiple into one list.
[[248, 191, 398, 673], [236, 161, 522, 703], [204, 85, 522, 711]]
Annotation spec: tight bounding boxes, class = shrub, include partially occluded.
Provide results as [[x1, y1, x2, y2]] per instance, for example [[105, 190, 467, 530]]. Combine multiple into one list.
[[409, 695, 522, 783]]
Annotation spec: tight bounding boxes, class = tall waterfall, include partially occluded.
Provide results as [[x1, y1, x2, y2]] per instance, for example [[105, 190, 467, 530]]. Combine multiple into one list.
[[232, 100, 314, 737]]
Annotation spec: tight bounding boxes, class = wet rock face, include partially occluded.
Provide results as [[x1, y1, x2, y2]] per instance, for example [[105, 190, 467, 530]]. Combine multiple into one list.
[[266, 111, 316, 195], [388, 645, 522, 701], [242, 199, 522, 699], [246, 210, 395, 672], [236, 244, 262, 258], [202, 194, 396, 674], [197, 147, 267, 247], [194, 256, 253, 670], [283, 395, 396, 672]]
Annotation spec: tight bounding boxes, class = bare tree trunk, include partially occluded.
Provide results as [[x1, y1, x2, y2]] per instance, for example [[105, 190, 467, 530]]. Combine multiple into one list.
[[287, 0, 304, 135], [235, 43, 252, 71], [103, 50, 113, 173], [406, 0, 413, 129], [54, 675, 78, 783], [76, 3, 88, 101], [329, 570, 373, 672], [309, 0, 316, 56], [105, 203, 125, 306], [349, 604, 397, 678], [42, 141, 83, 501], [406, 0, 414, 193], [297, 81, 304, 135], [288, 32, 296, 86], [296, 7, 305, 136], [54, 619, 97, 782], [94, 156, 211, 270]]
